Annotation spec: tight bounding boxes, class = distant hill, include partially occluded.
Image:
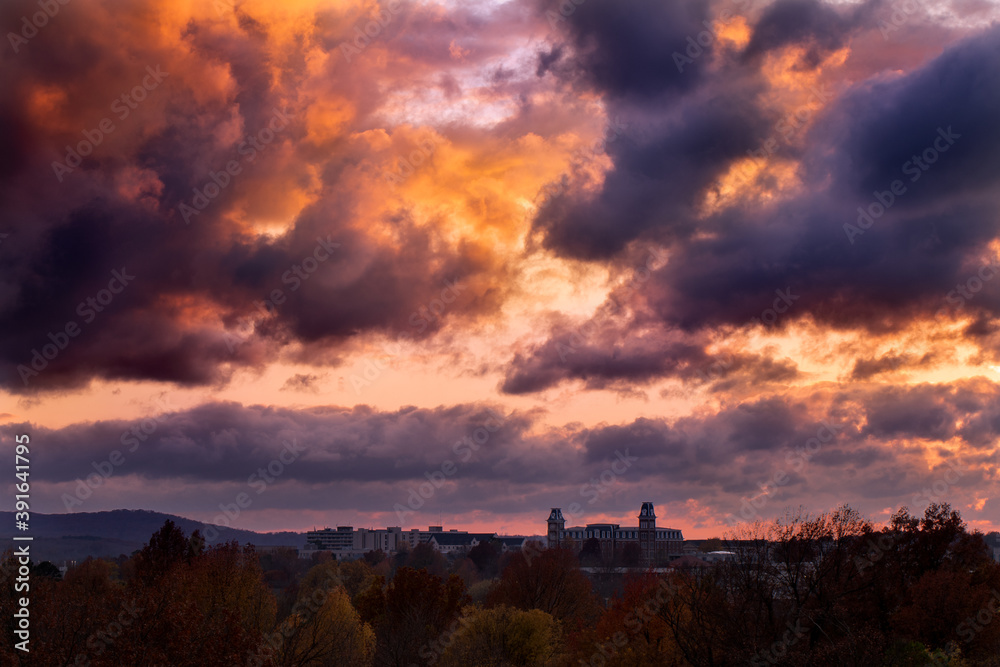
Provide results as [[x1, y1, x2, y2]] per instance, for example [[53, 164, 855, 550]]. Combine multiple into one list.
[[0, 509, 304, 564]]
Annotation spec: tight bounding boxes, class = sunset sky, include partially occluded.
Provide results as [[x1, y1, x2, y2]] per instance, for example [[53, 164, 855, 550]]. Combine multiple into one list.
[[2, 0, 1000, 539]]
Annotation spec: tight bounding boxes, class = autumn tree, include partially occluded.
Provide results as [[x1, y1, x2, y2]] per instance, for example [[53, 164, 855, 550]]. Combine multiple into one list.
[[656, 568, 731, 666], [337, 559, 380, 602], [437, 605, 560, 667], [651, 503, 1000, 666], [620, 542, 642, 568], [131, 519, 198, 586], [364, 549, 387, 566], [487, 547, 600, 626], [0, 556, 127, 667], [580, 538, 603, 566], [567, 572, 682, 667], [698, 537, 724, 553], [453, 557, 481, 589], [367, 566, 468, 666], [119, 524, 276, 666], [267, 585, 375, 666], [33, 560, 63, 580], [467, 540, 500, 578], [405, 541, 449, 576]]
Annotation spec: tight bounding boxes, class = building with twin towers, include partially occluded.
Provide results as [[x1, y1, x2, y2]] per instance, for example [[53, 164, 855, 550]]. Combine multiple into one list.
[[547, 502, 684, 565]]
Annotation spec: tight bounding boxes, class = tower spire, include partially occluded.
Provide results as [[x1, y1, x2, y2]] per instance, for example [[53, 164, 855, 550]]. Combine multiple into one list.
[[547, 508, 565, 548]]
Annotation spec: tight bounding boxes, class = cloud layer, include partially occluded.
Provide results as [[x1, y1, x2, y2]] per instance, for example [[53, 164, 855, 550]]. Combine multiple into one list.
[[2, 0, 999, 535], [4, 379, 998, 532]]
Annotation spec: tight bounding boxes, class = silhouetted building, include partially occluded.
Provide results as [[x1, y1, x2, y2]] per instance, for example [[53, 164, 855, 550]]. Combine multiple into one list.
[[546, 502, 684, 565], [303, 525, 511, 557]]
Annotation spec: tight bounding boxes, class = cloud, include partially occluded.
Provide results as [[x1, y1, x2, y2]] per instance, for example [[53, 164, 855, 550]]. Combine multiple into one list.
[[518, 22, 1000, 395], [0, 0, 549, 393], [741, 0, 872, 66], [499, 310, 799, 394], [849, 350, 936, 380], [536, 0, 712, 99], [280, 373, 326, 393], [3, 0, 1000, 536], [5, 381, 996, 527], [650, 25, 1000, 333]]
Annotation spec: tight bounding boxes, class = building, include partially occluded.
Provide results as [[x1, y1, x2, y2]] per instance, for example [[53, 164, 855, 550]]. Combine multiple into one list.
[[305, 526, 406, 554], [496, 536, 527, 552], [701, 550, 736, 564], [304, 526, 405, 557], [546, 502, 684, 565], [427, 532, 498, 554], [303, 525, 509, 558], [305, 526, 356, 550]]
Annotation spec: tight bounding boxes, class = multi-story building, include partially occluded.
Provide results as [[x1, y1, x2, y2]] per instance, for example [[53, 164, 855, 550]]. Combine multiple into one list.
[[303, 525, 523, 558], [304, 526, 406, 556], [306, 526, 356, 550], [546, 502, 684, 565]]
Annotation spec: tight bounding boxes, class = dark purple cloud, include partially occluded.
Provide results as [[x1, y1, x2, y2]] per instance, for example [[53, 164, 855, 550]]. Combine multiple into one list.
[[3, 380, 996, 523], [512, 22, 1000, 394], [0, 0, 516, 393], [741, 0, 874, 65]]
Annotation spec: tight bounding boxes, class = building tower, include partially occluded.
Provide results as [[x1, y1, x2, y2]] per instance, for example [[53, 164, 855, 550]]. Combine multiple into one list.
[[638, 501, 656, 564], [547, 508, 565, 548]]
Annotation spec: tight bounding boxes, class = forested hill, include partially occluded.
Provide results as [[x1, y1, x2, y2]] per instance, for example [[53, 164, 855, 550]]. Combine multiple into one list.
[[0, 509, 303, 563]]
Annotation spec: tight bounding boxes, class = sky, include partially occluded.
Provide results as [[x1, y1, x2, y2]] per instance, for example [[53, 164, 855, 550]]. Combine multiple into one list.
[[2, 0, 1000, 540]]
